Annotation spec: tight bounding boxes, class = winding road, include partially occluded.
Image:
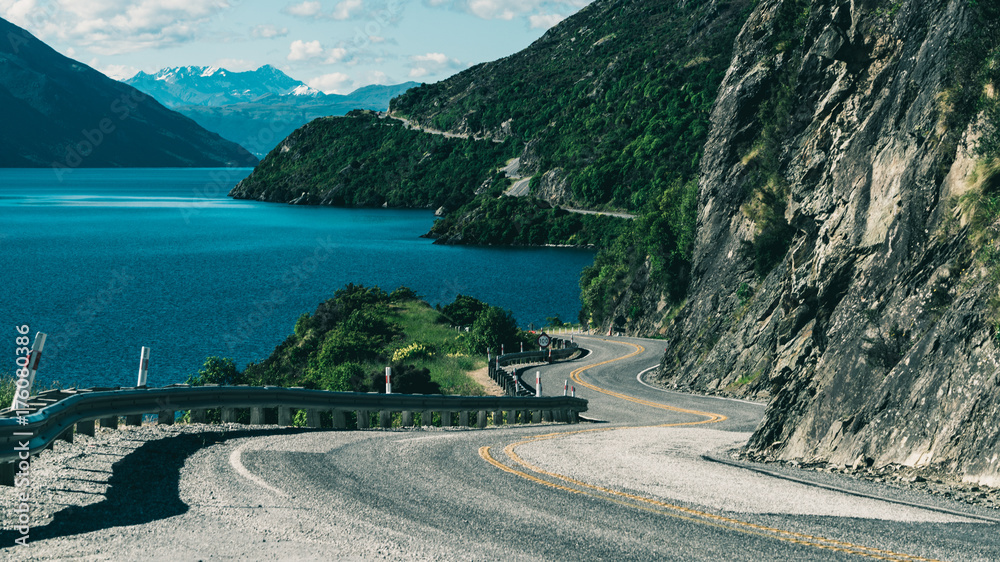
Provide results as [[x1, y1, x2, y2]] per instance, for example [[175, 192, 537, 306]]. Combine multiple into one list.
[[6, 336, 999, 560]]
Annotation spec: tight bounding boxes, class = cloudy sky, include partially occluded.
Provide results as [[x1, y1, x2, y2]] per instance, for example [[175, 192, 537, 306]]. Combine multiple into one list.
[[0, 0, 590, 93]]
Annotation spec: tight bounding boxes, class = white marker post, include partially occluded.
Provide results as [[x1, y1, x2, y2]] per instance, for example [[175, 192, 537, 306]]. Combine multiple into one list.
[[136, 346, 150, 387], [535, 371, 542, 397], [24, 332, 46, 392], [563, 380, 568, 396], [571, 386, 576, 398], [385, 366, 392, 394], [11, 332, 46, 410], [520, 342, 523, 352], [501, 344, 504, 355]]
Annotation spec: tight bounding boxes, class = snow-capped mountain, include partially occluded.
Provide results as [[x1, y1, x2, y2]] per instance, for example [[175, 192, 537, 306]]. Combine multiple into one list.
[[122, 65, 418, 157], [125, 64, 321, 108]]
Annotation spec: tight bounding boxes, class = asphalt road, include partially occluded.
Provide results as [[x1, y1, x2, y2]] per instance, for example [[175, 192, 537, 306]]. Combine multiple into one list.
[[5, 335, 999, 560]]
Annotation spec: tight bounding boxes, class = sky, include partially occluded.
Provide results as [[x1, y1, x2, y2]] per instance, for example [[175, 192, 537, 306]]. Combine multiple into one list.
[[0, 0, 591, 94]]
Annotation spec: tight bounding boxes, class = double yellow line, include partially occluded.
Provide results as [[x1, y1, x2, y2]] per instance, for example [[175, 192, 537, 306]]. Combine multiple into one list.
[[479, 339, 941, 562]]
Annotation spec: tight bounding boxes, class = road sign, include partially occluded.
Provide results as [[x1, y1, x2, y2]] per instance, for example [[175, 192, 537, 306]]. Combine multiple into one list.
[[537, 332, 551, 348]]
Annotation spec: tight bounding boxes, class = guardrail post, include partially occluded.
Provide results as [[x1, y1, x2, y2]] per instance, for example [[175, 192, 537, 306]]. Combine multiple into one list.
[[189, 409, 206, 424], [477, 411, 487, 429], [440, 411, 452, 427], [307, 409, 320, 428], [493, 408, 503, 426], [401, 411, 413, 427], [126, 414, 142, 427], [542, 410, 553, 423], [421, 410, 433, 427], [157, 411, 174, 425], [567, 409, 578, 424], [221, 408, 236, 423], [504, 410, 514, 425], [278, 407, 292, 426], [459, 411, 470, 427], [58, 427, 73, 443], [532, 410, 541, 423], [379, 410, 391, 428], [332, 409, 347, 429], [357, 410, 370, 429], [100, 416, 117, 429], [250, 407, 264, 425], [77, 419, 95, 436]]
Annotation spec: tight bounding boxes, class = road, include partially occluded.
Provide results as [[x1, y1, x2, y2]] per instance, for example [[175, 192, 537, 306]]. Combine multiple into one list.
[[5, 336, 999, 560]]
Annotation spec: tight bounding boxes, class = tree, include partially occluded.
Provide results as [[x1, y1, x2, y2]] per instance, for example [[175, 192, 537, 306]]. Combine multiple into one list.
[[468, 306, 520, 354], [442, 294, 489, 326], [187, 356, 242, 386]]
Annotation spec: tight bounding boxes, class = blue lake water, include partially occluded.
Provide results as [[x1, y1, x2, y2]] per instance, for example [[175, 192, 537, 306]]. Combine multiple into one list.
[[0, 168, 595, 389]]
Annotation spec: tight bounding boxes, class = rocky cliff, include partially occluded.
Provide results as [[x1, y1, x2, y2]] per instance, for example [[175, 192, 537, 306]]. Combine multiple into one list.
[[654, 0, 1000, 486]]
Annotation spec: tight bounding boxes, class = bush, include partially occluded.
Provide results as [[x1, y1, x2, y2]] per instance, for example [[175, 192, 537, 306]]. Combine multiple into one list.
[[187, 357, 242, 386], [468, 306, 521, 354], [367, 364, 441, 394], [442, 294, 489, 326]]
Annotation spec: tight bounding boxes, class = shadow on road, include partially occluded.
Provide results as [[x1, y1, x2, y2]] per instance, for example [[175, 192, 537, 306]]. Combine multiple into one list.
[[1, 427, 309, 543]]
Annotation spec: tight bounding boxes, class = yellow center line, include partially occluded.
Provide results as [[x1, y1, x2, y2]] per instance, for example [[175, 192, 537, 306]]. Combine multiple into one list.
[[479, 338, 942, 562]]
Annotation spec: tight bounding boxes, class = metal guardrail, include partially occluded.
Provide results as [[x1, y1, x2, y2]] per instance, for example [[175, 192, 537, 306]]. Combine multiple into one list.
[[488, 338, 581, 396], [0, 385, 588, 465]]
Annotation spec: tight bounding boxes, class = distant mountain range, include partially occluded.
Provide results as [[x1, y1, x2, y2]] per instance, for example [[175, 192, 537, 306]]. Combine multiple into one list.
[[0, 17, 256, 168], [125, 66, 418, 157]]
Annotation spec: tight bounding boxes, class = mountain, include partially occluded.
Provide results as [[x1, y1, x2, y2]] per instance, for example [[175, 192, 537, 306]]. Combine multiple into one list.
[[125, 66, 418, 157], [125, 64, 321, 108], [231, 0, 1000, 487], [0, 17, 256, 168]]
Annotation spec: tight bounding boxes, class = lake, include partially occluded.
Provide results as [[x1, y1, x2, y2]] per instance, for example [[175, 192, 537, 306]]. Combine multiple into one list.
[[0, 168, 595, 389]]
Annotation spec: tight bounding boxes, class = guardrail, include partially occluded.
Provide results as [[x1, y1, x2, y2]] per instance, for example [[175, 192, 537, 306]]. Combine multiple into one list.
[[488, 338, 581, 396], [0, 383, 588, 484]]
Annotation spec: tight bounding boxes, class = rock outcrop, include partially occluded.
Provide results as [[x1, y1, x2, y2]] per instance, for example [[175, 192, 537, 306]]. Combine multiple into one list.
[[655, 0, 1000, 486]]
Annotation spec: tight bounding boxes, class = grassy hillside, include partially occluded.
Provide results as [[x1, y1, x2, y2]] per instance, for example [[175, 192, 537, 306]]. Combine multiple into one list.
[[189, 285, 535, 396]]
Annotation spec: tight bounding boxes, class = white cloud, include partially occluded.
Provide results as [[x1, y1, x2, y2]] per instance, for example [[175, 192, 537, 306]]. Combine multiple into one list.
[[251, 24, 288, 39], [98, 63, 140, 80], [360, 70, 390, 85], [406, 51, 464, 80], [413, 52, 450, 65], [0, 0, 235, 55], [308, 72, 352, 94], [331, 0, 362, 20], [287, 39, 324, 61], [423, 0, 589, 24], [529, 13, 563, 29], [325, 47, 348, 64], [284, 0, 322, 17]]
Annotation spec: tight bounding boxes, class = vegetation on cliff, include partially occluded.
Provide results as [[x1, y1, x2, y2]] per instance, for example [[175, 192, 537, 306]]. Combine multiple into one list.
[[232, 0, 753, 329], [231, 111, 515, 210]]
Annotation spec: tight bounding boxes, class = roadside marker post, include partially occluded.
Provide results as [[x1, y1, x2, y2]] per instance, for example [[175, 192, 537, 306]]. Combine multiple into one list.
[[571, 386, 576, 397], [385, 366, 392, 394], [137, 346, 150, 387], [12, 332, 46, 410], [535, 371, 542, 397], [25, 332, 46, 390], [563, 380, 568, 396]]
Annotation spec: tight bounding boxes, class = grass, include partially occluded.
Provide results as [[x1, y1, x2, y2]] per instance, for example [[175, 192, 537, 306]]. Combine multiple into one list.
[[386, 301, 488, 395]]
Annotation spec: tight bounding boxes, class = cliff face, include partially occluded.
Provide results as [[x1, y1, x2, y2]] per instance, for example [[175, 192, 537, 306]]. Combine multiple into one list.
[[655, 0, 1000, 486]]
